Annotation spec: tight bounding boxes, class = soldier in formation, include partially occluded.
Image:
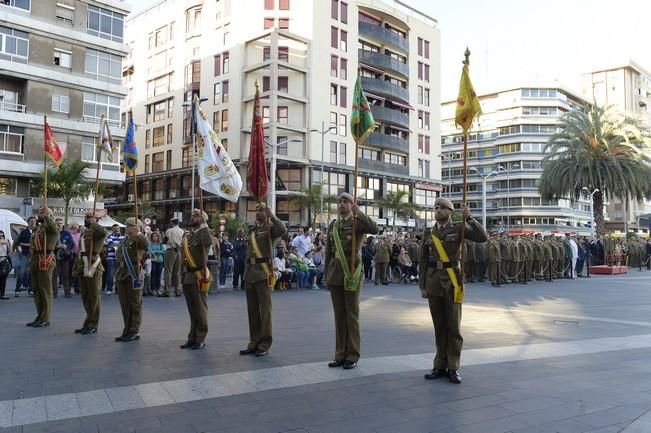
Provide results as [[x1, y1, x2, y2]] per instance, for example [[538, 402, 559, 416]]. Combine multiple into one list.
[[26, 206, 58, 328]]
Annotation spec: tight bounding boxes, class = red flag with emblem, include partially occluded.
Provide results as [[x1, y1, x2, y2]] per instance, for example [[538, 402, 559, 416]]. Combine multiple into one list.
[[44, 121, 63, 166], [247, 83, 268, 201]]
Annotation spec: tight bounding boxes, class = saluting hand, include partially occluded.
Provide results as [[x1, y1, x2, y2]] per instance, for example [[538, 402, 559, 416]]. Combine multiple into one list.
[[461, 203, 471, 220]]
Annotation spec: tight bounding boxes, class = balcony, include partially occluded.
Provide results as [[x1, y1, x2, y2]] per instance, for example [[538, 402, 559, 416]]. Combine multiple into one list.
[[0, 101, 25, 113], [359, 158, 409, 176], [358, 49, 409, 78], [358, 21, 409, 53], [361, 77, 409, 104], [366, 132, 409, 153], [370, 105, 409, 129]]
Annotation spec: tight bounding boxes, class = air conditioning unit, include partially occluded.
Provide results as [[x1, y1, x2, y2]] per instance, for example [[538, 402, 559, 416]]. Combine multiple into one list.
[[128, 194, 134, 202]]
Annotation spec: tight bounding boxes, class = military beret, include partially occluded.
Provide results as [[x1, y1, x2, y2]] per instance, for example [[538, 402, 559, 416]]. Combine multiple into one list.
[[339, 192, 355, 204], [434, 197, 454, 211], [192, 208, 209, 222], [256, 202, 268, 210], [125, 217, 143, 228]]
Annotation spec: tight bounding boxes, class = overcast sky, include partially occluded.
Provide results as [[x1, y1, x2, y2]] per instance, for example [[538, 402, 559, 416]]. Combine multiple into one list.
[[128, 0, 651, 100]]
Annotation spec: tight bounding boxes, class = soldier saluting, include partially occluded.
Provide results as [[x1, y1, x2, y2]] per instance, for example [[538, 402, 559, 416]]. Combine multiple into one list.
[[325, 192, 379, 370], [419, 198, 487, 384], [73, 211, 107, 335], [26, 206, 58, 328]]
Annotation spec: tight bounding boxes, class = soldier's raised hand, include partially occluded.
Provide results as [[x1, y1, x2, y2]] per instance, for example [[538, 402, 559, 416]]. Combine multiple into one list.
[[461, 203, 471, 220]]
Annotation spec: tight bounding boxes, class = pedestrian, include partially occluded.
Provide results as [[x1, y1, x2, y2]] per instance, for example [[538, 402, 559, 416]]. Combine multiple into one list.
[[73, 211, 107, 335], [114, 218, 148, 342], [0, 230, 12, 299], [362, 236, 375, 281], [240, 203, 286, 357], [325, 192, 379, 370], [232, 229, 247, 290], [419, 198, 487, 384], [69, 222, 81, 294], [180, 209, 213, 350], [373, 234, 391, 285], [26, 207, 58, 328], [104, 224, 124, 295], [13, 216, 35, 297], [162, 217, 184, 297], [52, 218, 74, 298], [147, 232, 164, 296], [219, 232, 233, 289]]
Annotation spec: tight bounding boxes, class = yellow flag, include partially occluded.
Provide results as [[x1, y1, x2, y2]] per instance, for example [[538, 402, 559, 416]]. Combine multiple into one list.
[[454, 63, 481, 132]]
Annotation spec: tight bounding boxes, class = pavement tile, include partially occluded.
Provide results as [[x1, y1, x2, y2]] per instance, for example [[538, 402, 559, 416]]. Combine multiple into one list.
[[12, 397, 47, 426], [45, 393, 80, 421], [105, 386, 145, 412], [134, 382, 175, 407], [76, 390, 113, 417], [511, 418, 594, 433], [0, 401, 11, 428]]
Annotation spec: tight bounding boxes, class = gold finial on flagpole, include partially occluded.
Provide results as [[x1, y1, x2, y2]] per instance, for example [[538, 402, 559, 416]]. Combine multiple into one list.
[[464, 47, 470, 65]]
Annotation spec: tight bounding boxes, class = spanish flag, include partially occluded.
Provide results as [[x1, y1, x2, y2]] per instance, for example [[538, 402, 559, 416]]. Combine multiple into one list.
[[44, 121, 63, 167], [454, 62, 481, 132]]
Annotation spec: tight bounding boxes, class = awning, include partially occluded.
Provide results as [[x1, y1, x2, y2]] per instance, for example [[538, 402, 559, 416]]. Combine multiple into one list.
[[389, 99, 414, 110], [99, 215, 125, 228], [387, 124, 411, 133], [365, 91, 385, 101]]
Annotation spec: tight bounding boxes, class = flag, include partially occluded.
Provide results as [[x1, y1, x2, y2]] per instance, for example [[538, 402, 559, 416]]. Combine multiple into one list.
[[195, 95, 242, 202], [97, 118, 114, 161], [350, 75, 375, 145], [454, 62, 481, 132], [247, 83, 268, 202], [44, 121, 63, 166], [122, 115, 138, 174]]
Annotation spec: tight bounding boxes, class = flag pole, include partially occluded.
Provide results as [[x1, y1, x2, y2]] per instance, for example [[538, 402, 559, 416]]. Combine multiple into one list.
[[92, 115, 104, 216], [43, 115, 48, 207], [459, 48, 471, 299]]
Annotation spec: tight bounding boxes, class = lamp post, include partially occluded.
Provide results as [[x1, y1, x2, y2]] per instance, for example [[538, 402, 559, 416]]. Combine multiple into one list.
[[438, 153, 452, 197], [182, 96, 209, 211], [310, 122, 337, 230], [241, 128, 301, 213], [581, 187, 600, 238], [497, 163, 519, 233], [469, 167, 497, 228]]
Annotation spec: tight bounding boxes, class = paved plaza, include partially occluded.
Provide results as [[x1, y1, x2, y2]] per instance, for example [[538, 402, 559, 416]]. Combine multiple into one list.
[[2, 272, 651, 433]]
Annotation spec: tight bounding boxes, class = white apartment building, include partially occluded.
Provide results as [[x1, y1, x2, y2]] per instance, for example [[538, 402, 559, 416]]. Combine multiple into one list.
[[581, 61, 651, 234], [441, 85, 594, 235], [0, 0, 129, 221], [113, 0, 442, 229]]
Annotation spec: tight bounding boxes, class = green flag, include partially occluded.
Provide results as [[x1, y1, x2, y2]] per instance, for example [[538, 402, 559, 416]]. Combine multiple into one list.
[[350, 76, 375, 145]]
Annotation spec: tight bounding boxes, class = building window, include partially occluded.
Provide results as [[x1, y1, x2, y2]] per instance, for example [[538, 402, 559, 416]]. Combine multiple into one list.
[[152, 126, 165, 147], [331, 0, 338, 20], [279, 0, 289, 10], [222, 52, 229, 73], [51, 95, 70, 114], [147, 74, 172, 98], [278, 76, 288, 93], [87, 5, 124, 42], [339, 114, 347, 136], [424, 112, 430, 130], [418, 38, 423, 56], [262, 106, 270, 123], [262, 76, 270, 92], [144, 155, 150, 173], [278, 46, 288, 61], [340, 2, 348, 23], [182, 146, 192, 167], [152, 152, 164, 172], [221, 109, 228, 131], [424, 88, 430, 106], [213, 82, 221, 104], [418, 86, 423, 104], [53, 49, 72, 68], [185, 61, 200, 85], [339, 142, 346, 165], [331, 55, 338, 77], [0, 124, 23, 154], [330, 140, 337, 163], [167, 98, 174, 118], [185, 6, 201, 33], [340, 86, 347, 108], [84, 49, 122, 85], [154, 26, 167, 47], [145, 129, 151, 148], [3, 0, 30, 11], [360, 147, 379, 160], [213, 111, 220, 131], [340, 30, 347, 51], [330, 26, 338, 49], [424, 64, 430, 82], [264, 17, 274, 29], [81, 136, 116, 163], [150, 100, 167, 122], [418, 62, 423, 80], [340, 58, 347, 80], [277, 106, 288, 124], [0, 26, 29, 63], [424, 40, 430, 59], [214, 54, 221, 76], [279, 18, 289, 30], [330, 84, 338, 105], [167, 123, 173, 144], [330, 111, 337, 132], [83, 92, 120, 126], [264, 0, 274, 10], [55, 4, 74, 26], [277, 136, 288, 155], [418, 159, 430, 178], [384, 152, 406, 166], [222, 80, 229, 103], [277, 168, 302, 191], [263, 47, 271, 61]]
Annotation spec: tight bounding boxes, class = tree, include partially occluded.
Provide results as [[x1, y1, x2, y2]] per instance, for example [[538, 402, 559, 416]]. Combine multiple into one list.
[[212, 212, 247, 239], [288, 184, 338, 230], [31, 159, 94, 224], [378, 190, 421, 235], [539, 104, 651, 237], [113, 201, 158, 225]]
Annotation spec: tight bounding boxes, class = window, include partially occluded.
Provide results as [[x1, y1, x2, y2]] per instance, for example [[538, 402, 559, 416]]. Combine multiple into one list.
[[279, 18, 289, 30], [221, 109, 228, 131], [145, 129, 151, 148], [418, 86, 423, 105], [330, 111, 338, 131], [81, 136, 116, 163], [222, 52, 229, 73], [222, 80, 229, 103], [340, 86, 347, 108], [331, 27, 338, 49], [277, 106, 288, 124], [185, 61, 200, 85], [51, 95, 70, 114], [277, 136, 288, 155], [262, 76, 270, 92], [83, 92, 120, 125], [167, 99, 174, 118], [340, 58, 347, 80], [167, 124, 173, 144], [424, 64, 430, 82], [264, 17, 274, 29], [263, 47, 271, 61], [85, 49, 122, 84], [147, 74, 172, 98], [418, 159, 430, 178], [418, 38, 423, 56], [415, 189, 436, 206], [182, 146, 192, 167], [264, 0, 274, 9], [213, 82, 221, 104], [339, 114, 347, 136], [55, 4, 74, 26], [424, 112, 430, 130], [339, 142, 346, 164], [87, 5, 124, 42], [384, 152, 406, 166], [152, 152, 164, 172], [212, 111, 220, 131], [331, 55, 338, 77], [330, 141, 337, 163], [150, 100, 167, 122], [0, 26, 29, 63], [424, 88, 430, 106], [278, 46, 288, 61], [214, 54, 221, 76], [340, 30, 347, 51], [331, 0, 338, 19], [53, 49, 71, 68], [153, 126, 165, 147], [278, 76, 288, 93], [279, 0, 289, 10], [3, 0, 30, 11], [185, 6, 201, 33], [154, 26, 167, 47], [340, 2, 348, 23], [0, 124, 24, 154], [262, 106, 270, 123], [418, 62, 423, 80], [521, 88, 558, 98], [360, 147, 379, 160], [330, 84, 338, 105], [277, 168, 301, 192], [424, 40, 430, 59]]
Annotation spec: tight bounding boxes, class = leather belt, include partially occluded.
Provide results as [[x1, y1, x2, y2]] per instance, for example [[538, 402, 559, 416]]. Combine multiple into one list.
[[167, 246, 179, 252], [429, 260, 458, 270], [248, 257, 269, 264]]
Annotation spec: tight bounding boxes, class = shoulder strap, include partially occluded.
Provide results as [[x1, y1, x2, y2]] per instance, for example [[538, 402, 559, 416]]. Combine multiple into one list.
[[331, 221, 362, 283], [430, 232, 463, 303]]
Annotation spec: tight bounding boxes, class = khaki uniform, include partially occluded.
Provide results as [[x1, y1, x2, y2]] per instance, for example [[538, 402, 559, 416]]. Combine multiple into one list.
[[499, 237, 510, 284], [509, 238, 522, 283], [486, 237, 501, 285], [418, 218, 487, 371], [73, 221, 107, 329], [325, 209, 379, 362], [463, 239, 475, 282], [243, 215, 287, 352], [473, 241, 486, 282], [28, 215, 58, 323], [181, 224, 213, 345], [532, 238, 544, 280], [164, 225, 184, 295], [373, 239, 391, 284], [115, 233, 148, 337], [543, 239, 554, 281]]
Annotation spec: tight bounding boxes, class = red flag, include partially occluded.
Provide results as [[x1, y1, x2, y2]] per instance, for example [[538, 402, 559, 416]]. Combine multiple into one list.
[[44, 121, 63, 166], [247, 83, 268, 201]]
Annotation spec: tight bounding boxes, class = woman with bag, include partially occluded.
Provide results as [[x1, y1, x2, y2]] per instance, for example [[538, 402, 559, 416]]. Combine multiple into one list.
[[0, 230, 12, 299]]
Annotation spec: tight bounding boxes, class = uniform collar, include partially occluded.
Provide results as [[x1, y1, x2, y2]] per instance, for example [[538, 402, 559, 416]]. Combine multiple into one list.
[[434, 219, 451, 230]]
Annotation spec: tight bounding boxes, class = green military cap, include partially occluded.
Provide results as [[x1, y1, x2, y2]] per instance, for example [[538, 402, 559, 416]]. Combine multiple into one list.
[[125, 217, 143, 228], [434, 197, 454, 211]]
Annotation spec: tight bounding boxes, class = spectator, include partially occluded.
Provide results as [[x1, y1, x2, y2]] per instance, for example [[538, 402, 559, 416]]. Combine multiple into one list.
[[162, 217, 184, 297], [232, 229, 247, 290], [304, 250, 318, 289], [362, 236, 375, 281], [313, 232, 324, 250], [219, 232, 233, 289], [104, 224, 124, 295], [312, 246, 325, 288], [374, 234, 391, 285], [52, 218, 74, 298], [291, 227, 313, 257], [14, 216, 36, 297], [0, 230, 12, 299], [148, 232, 165, 296], [397, 247, 416, 281], [69, 223, 81, 294], [141, 252, 153, 296], [274, 250, 293, 290]]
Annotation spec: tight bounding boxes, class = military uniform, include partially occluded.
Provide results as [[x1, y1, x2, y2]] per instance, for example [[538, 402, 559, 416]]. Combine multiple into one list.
[[325, 200, 378, 365], [499, 235, 510, 284], [115, 221, 148, 341], [419, 202, 487, 380], [463, 239, 475, 283], [243, 212, 286, 354], [373, 237, 391, 285], [543, 237, 554, 281], [474, 241, 486, 282], [510, 237, 522, 283], [486, 234, 501, 286], [73, 219, 107, 333], [27, 212, 58, 326], [532, 235, 544, 280]]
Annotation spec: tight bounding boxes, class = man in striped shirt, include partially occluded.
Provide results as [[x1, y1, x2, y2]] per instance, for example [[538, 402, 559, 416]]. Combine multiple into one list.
[[103, 224, 124, 295]]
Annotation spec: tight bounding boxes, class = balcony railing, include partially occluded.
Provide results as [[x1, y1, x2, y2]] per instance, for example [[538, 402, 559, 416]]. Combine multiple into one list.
[[367, 132, 409, 153], [358, 49, 409, 78], [358, 21, 409, 53], [361, 77, 409, 104], [83, 115, 124, 129], [370, 105, 409, 129], [359, 158, 409, 175], [0, 101, 26, 113]]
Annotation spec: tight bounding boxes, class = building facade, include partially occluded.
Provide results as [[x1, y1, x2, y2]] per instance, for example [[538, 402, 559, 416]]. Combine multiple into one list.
[[581, 61, 651, 234], [112, 0, 442, 230], [441, 86, 594, 235], [0, 0, 129, 218]]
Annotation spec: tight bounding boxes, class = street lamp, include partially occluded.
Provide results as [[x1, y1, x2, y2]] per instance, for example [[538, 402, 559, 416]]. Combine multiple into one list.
[[497, 163, 519, 233], [310, 122, 337, 230], [469, 167, 497, 228], [581, 187, 600, 238], [182, 96, 209, 211], [241, 127, 302, 213], [438, 153, 453, 197]]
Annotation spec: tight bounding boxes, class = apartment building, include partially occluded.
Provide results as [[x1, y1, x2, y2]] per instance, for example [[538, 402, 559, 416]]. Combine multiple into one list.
[[441, 85, 594, 235], [581, 61, 651, 234], [0, 0, 130, 220], [112, 0, 442, 229]]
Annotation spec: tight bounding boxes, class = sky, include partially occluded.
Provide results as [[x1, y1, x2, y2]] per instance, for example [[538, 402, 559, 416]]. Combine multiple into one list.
[[128, 0, 651, 100]]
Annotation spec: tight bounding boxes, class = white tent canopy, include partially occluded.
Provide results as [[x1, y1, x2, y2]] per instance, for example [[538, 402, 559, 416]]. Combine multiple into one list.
[[99, 215, 125, 228]]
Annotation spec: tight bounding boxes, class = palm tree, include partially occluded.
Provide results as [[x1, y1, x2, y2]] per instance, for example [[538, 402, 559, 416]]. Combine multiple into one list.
[[31, 160, 94, 224], [288, 184, 338, 230], [378, 190, 421, 235], [539, 104, 651, 236]]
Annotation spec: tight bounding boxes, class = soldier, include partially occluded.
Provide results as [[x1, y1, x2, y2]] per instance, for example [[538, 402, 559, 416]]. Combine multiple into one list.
[[603, 236, 615, 266], [523, 234, 534, 282], [510, 235, 523, 284], [420, 198, 487, 384], [463, 239, 475, 283], [240, 203, 286, 357], [543, 235, 555, 281], [26, 206, 58, 328], [486, 231, 501, 286], [180, 209, 213, 350], [73, 211, 107, 335], [407, 234, 420, 279], [114, 218, 148, 342], [499, 232, 510, 284], [474, 239, 486, 282], [532, 233, 544, 281], [373, 234, 391, 285], [325, 192, 379, 370]]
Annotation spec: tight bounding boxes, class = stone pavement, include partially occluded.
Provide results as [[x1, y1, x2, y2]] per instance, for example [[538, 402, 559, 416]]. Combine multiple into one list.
[[1, 272, 651, 433]]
